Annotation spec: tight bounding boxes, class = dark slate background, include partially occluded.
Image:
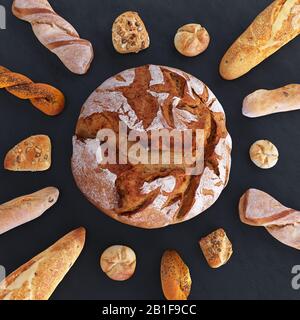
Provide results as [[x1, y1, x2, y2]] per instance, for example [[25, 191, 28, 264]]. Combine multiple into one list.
[[0, 0, 299, 300]]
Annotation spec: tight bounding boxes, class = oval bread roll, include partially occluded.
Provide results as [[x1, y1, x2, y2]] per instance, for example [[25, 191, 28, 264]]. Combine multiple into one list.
[[4, 135, 51, 172], [0, 187, 59, 235], [243, 84, 300, 118], [160, 250, 192, 300]]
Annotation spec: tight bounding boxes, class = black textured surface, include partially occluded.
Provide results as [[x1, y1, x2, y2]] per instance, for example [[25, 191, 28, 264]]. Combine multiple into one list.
[[0, 0, 299, 300]]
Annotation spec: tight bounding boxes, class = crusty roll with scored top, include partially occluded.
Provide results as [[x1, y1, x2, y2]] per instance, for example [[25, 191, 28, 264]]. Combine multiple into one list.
[[239, 189, 300, 250], [220, 0, 300, 80], [72, 65, 232, 229], [0, 66, 64, 116], [0, 228, 86, 300], [0, 187, 59, 235], [12, 0, 94, 75]]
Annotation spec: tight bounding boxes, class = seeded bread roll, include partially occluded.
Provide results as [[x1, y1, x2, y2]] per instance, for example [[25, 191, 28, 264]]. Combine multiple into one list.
[[220, 0, 300, 80], [160, 250, 192, 300], [112, 11, 150, 54], [199, 228, 233, 268], [4, 135, 51, 172]]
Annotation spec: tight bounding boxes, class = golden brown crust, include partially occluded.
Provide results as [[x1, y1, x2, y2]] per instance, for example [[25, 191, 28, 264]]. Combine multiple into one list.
[[0, 66, 65, 115], [249, 140, 279, 169], [4, 135, 51, 172], [199, 228, 233, 268], [160, 250, 191, 300], [72, 65, 232, 229], [174, 24, 210, 57], [112, 11, 150, 54], [220, 0, 300, 80], [0, 228, 86, 300]]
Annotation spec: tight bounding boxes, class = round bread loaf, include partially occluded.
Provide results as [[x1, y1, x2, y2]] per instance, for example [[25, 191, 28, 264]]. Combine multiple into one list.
[[72, 65, 232, 229]]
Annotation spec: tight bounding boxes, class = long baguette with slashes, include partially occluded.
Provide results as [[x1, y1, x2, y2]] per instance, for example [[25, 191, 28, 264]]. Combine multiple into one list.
[[220, 0, 300, 80], [0, 228, 86, 300], [12, 0, 94, 75]]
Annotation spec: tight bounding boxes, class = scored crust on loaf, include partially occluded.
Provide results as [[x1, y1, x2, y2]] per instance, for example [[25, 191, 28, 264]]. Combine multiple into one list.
[[0, 228, 86, 300], [72, 65, 232, 229], [220, 0, 300, 80]]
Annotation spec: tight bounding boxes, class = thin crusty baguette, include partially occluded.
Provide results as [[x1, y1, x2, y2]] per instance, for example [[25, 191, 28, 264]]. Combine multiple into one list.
[[0, 187, 59, 235], [0, 227, 86, 300], [220, 0, 300, 80], [243, 84, 300, 117]]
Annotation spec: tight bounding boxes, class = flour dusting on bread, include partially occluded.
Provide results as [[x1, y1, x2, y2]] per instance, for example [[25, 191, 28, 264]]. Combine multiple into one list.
[[72, 65, 232, 228]]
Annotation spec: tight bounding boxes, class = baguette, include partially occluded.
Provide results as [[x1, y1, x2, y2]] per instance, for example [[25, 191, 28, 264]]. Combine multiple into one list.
[[243, 84, 300, 117], [0, 227, 86, 300], [220, 0, 300, 80], [4, 135, 51, 172], [12, 0, 94, 75], [0, 66, 65, 116], [0, 187, 59, 235]]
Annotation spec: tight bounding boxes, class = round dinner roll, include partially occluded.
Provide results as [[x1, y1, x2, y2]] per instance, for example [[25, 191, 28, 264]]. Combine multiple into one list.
[[72, 65, 232, 229], [174, 24, 210, 57]]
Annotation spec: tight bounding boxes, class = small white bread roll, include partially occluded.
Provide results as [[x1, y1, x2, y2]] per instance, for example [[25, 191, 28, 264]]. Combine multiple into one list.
[[100, 245, 136, 281], [249, 140, 279, 169], [243, 84, 300, 118]]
